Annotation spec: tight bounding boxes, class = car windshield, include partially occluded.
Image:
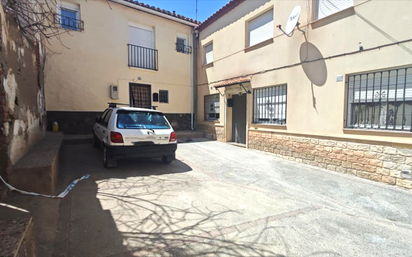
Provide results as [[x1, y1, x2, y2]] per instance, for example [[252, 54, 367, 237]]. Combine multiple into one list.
[[117, 110, 170, 129]]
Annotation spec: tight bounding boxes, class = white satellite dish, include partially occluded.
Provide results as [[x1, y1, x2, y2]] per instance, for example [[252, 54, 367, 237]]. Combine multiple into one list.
[[285, 6, 301, 35]]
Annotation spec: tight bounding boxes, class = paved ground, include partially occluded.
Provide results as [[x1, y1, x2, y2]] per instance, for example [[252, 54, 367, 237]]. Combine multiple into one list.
[[54, 140, 412, 257]]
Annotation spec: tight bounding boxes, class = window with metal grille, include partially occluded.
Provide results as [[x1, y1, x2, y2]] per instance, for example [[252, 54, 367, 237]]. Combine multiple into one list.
[[159, 90, 169, 103], [253, 85, 287, 125], [205, 94, 220, 121], [346, 67, 412, 131]]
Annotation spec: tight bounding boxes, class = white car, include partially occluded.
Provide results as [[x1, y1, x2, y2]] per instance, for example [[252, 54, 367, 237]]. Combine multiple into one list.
[[92, 105, 177, 168]]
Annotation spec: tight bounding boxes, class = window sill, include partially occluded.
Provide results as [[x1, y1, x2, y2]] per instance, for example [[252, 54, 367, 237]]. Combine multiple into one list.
[[343, 128, 412, 138], [244, 38, 273, 53], [204, 120, 220, 123], [203, 62, 214, 68], [251, 124, 287, 130], [129, 67, 158, 73]]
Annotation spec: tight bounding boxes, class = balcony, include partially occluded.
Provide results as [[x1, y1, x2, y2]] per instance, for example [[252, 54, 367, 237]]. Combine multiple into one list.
[[54, 13, 84, 31], [128, 44, 158, 71], [176, 43, 192, 54]]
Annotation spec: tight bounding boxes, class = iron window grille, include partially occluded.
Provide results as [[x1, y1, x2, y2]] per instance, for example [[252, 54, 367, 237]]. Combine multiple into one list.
[[159, 90, 169, 103], [176, 43, 192, 54], [54, 13, 84, 31], [346, 67, 412, 131], [128, 44, 158, 71], [205, 94, 220, 121], [253, 85, 287, 125]]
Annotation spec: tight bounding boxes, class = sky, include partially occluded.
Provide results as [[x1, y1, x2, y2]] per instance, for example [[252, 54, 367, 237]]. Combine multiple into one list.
[[138, 0, 231, 22]]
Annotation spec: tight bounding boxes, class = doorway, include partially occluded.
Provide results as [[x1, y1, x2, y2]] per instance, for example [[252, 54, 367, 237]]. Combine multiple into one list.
[[232, 94, 247, 144], [129, 83, 151, 108]]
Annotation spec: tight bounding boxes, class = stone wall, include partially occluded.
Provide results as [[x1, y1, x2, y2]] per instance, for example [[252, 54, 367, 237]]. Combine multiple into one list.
[[197, 123, 224, 141], [248, 131, 412, 191]]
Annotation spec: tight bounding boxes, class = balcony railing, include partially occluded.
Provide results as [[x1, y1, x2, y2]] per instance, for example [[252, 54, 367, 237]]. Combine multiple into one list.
[[176, 43, 192, 54], [128, 44, 158, 71], [54, 13, 84, 31]]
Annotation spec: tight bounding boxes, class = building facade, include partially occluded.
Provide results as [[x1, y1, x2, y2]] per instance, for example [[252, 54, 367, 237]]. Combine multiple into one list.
[[197, 0, 412, 190], [45, 0, 199, 133]]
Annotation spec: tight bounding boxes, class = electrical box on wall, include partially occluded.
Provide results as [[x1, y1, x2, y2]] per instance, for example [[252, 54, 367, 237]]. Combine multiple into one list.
[[110, 85, 119, 99], [227, 99, 233, 107]]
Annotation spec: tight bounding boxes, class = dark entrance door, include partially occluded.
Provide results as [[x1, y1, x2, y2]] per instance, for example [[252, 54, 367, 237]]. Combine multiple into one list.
[[232, 94, 247, 144], [130, 83, 151, 108]]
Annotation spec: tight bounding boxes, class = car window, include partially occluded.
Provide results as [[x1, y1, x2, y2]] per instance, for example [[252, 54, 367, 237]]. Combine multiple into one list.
[[117, 110, 170, 129], [99, 109, 109, 124], [102, 109, 113, 127]]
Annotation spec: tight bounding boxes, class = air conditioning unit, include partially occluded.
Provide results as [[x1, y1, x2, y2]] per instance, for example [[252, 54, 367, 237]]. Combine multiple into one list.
[[110, 85, 119, 99]]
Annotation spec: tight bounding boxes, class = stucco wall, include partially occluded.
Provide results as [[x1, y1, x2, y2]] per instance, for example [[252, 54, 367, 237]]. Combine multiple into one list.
[[197, 0, 412, 144], [0, 5, 46, 179], [44, 0, 194, 115]]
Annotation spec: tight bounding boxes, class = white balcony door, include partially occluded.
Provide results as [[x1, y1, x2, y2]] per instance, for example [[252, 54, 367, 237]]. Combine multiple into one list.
[[129, 25, 155, 69]]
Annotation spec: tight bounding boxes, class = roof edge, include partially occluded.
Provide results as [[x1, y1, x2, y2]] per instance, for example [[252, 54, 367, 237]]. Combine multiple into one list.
[[197, 0, 246, 31]]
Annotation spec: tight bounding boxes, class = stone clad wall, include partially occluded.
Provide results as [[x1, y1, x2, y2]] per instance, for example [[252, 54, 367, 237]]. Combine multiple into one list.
[[248, 131, 412, 191], [197, 124, 224, 141]]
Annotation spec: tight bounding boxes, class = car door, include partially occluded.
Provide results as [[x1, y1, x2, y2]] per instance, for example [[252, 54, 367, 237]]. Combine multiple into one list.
[[94, 109, 109, 141], [100, 109, 113, 144]]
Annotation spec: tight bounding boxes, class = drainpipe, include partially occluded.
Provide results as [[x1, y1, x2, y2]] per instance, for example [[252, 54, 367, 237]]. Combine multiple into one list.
[[190, 29, 199, 130]]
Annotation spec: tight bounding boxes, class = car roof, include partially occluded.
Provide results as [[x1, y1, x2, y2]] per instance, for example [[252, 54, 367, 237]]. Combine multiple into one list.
[[113, 107, 162, 113]]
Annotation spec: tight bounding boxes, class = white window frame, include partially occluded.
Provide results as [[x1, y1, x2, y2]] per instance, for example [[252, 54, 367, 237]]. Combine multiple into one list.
[[314, 0, 354, 20], [247, 8, 274, 47], [204, 42, 213, 65], [56, 1, 80, 22]]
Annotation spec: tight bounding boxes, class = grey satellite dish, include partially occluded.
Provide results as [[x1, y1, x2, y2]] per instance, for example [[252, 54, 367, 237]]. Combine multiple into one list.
[[285, 6, 301, 35]]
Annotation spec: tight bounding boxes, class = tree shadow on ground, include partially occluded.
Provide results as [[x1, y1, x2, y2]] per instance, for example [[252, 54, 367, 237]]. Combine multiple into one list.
[[54, 144, 291, 256]]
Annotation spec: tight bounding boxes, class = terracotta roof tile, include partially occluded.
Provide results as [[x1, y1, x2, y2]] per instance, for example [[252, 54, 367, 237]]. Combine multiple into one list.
[[122, 0, 201, 25], [213, 76, 251, 88]]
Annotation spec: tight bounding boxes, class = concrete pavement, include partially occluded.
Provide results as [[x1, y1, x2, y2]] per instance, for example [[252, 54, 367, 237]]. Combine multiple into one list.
[[54, 140, 412, 256]]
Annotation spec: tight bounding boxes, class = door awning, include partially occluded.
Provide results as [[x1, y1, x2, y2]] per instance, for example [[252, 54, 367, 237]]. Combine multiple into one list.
[[212, 76, 251, 88]]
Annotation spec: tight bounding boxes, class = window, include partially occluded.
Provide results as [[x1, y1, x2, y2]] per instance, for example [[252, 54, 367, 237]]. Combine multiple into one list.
[[56, 2, 83, 31], [176, 37, 191, 54], [346, 67, 412, 131], [204, 94, 220, 121], [102, 109, 113, 127], [153, 93, 159, 102], [159, 90, 169, 103], [248, 9, 273, 47], [253, 85, 287, 125], [128, 25, 157, 70], [117, 110, 170, 129], [204, 42, 213, 65], [314, 0, 353, 20]]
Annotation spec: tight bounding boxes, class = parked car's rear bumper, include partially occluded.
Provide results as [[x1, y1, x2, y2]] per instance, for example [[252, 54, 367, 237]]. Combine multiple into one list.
[[106, 144, 177, 160]]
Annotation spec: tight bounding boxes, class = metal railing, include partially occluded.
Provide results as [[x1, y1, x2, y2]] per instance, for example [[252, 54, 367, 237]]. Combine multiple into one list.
[[176, 43, 192, 54], [54, 13, 84, 31], [128, 44, 158, 71]]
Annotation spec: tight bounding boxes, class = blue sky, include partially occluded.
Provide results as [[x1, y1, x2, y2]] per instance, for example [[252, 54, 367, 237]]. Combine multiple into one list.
[[139, 0, 231, 22]]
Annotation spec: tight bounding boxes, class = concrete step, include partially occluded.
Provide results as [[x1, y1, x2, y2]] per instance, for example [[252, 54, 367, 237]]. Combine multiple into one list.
[[0, 204, 35, 257], [9, 132, 64, 195]]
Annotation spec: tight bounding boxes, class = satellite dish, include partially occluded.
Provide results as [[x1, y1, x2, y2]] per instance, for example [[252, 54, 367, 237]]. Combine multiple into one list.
[[285, 6, 301, 35]]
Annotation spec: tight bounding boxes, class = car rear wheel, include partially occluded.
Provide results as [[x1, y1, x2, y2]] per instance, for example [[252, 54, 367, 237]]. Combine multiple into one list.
[[103, 145, 117, 168]]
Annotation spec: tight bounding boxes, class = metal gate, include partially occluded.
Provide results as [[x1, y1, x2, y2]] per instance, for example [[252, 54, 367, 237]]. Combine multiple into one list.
[[232, 94, 247, 144]]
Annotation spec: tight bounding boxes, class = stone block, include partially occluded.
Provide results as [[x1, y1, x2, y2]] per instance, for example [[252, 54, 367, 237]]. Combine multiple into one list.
[[390, 170, 401, 178], [327, 165, 336, 171], [397, 164, 411, 171], [396, 179, 412, 189], [347, 156, 359, 163], [391, 155, 406, 163], [354, 151, 365, 157], [382, 176, 396, 185], [397, 148, 412, 157], [357, 171, 370, 179], [377, 153, 392, 161], [343, 149, 354, 156], [370, 145, 383, 153], [364, 165, 377, 173], [337, 142, 348, 148], [319, 140, 337, 147], [369, 159, 383, 167], [336, 166, 347, 173], [347, 169, 357, 176], [332, 147, 343, 154], [311, 139, 319, 145], [383, 162, 397, 169], [364, 151, 377, 159], [352, 163, 364, 170], [405, 157, 412, 165], [383, 147, 397, 155], [342, 161, 352, 168], [376, 168, 390, 176]]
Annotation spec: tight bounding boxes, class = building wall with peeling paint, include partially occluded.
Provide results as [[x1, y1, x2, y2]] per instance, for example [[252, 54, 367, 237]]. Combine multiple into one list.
[[0, 4, 46, 179]]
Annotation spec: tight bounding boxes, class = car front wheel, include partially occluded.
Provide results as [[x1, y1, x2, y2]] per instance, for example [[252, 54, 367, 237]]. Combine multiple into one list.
[[103, 145, 117, 168]]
